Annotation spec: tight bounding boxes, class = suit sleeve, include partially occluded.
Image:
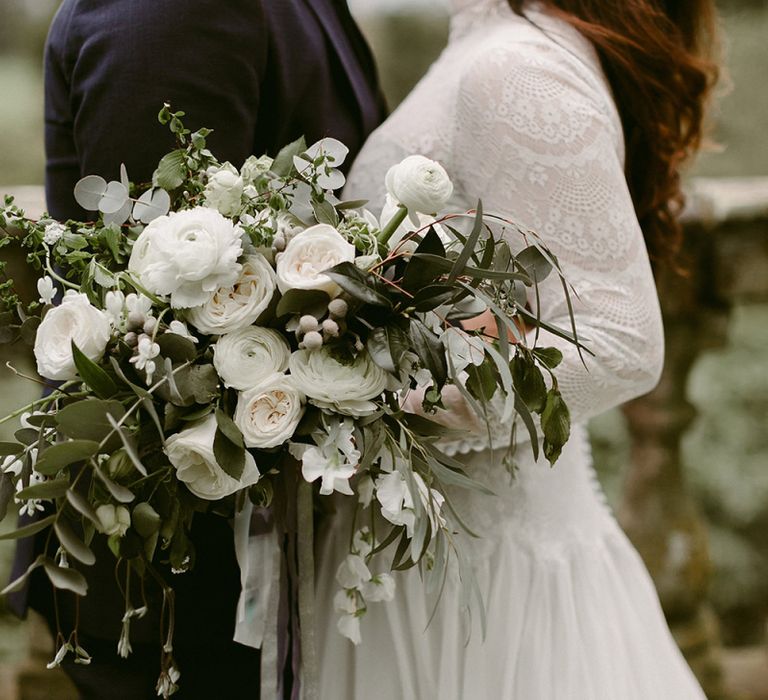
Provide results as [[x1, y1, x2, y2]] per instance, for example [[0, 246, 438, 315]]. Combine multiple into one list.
[[45, 0, 267, 220]]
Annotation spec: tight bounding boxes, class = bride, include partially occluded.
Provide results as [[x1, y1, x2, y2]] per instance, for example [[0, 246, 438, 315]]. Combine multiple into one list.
[[313, 0, 719, 698]]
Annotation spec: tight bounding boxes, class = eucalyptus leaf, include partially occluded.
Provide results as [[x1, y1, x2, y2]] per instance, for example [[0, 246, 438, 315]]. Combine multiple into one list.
[[94, 465, 135, 504], [213, 425, 245, 482], [409, 320, 447, 389], [133, 187, 171, 224], [541, 389, 571, 465], [0, 514, 56, 541], [74, 175, 107, 211], [511, 354, 547, 414], [533, 347, 564, 369], [54, 520, 96, 566], [157, 333, 198, 364], [0, 555, 46, 595], [312, 200, 339, 227], [66, 489, 101, 526], [401, 227, 446, 292], [44, 560, 88, 596], [516, 245, 553, 283], [0, 441, 23, 456], [106, 414, 147, 477], [98, 181, 130, 215], [448, 200, 483, 282], [16, 477, 70, 501], [272, 136, 307, 177], [34, 440, 101, 476], [103, 199, 132, 226], [132, 502, 161, 538], [366, 325, 409, 374], [20, 316, 40, 345], [56, 398, 125, 442]]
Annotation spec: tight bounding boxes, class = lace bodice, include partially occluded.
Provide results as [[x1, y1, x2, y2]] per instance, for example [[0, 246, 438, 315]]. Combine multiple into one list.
[[345, 0, 664, 455]]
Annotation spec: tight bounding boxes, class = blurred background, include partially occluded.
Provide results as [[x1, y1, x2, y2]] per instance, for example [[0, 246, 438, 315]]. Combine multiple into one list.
[[0, 0, 767, 698]]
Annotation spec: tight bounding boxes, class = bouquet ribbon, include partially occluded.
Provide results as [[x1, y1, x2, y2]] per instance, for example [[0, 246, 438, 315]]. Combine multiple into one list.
[[234, 482, 319, 700]]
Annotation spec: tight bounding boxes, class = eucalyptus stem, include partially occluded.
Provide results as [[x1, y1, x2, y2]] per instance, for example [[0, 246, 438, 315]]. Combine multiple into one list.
[[0, 387, 81, 426], [376, 204, 408, 245]]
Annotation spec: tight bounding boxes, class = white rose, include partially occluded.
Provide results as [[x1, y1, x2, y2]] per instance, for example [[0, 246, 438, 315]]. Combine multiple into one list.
[[385, 155, 453, 217], [204, 163, 244, 216], [96, 504, 131, 537], [213, 327, 290, 390], [275, 224, 355, 296], [234, 374, 305, 449], [186, 253, 276, 335], [165, 414, 260, 500], [128, 207, 243, 309], [288, 348, 387, 416], [34, 291, 111, 380]]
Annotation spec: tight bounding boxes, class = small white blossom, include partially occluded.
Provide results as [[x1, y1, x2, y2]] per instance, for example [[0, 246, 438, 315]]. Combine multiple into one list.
[[47, 642, 73, 669], [156, 665, 181, 698], [124, 293, 153, 317], [360, 573, 396, 603], [43, 221, 67, 246], [130, 336, 161, 384], [37, 276, 57, 305], [337, 614, 362, 645], [336, 554, 371, 590], [104, 290, 126, 326], [96, 504, 131, 537]]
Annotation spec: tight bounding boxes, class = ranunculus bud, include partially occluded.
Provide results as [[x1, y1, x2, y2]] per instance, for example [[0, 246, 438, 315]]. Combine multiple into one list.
[[322, 319, 339, 337], [272, 235, 286, 252], [299, 315, 319, 333], [302, 331, 324, 350], [328, 299, 348, 318], [96, 504, 131, 538]]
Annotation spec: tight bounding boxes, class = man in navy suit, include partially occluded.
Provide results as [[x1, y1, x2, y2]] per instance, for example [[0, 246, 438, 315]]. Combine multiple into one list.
[[10, 1, 385, 697]]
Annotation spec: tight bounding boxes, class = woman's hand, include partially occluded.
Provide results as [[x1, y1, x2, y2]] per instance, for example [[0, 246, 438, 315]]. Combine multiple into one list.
[[460, 308, 527, 341]]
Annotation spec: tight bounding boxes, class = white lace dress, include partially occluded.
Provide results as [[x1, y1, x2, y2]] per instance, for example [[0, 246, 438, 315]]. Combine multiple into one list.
[[312, 1, 707, 697]]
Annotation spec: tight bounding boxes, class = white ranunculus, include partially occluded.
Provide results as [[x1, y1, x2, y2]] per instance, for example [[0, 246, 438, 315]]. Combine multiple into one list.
[[385, 155, 453, 218], [34, 291, 111, 380], [288, 348, 388, 416], [204, 163, 244, 216], [213, 327, 290, 390], [128, 207, 243, 309], [275, 224, 355, 296], [186, 253, 276, 335], [165, 414, 260, 500], [234, 374, 305, 449]]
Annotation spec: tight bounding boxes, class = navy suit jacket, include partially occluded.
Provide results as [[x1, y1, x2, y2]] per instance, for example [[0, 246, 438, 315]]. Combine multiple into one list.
[[11, 0, 385, 646]]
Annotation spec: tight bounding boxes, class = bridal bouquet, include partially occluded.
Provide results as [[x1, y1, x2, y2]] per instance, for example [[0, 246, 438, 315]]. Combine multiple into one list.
[[0, 105, 579, 695]]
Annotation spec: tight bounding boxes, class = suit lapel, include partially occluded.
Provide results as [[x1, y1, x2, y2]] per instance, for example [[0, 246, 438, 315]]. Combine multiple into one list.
[[300, 0, 381, 135]]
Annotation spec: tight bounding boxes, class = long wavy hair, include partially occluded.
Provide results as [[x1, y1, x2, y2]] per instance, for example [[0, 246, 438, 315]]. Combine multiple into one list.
[[508, 0, 720, 267]]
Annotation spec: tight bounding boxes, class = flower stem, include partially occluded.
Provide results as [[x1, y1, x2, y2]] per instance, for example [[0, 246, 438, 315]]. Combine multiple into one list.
[[376, 204, 408, 245]]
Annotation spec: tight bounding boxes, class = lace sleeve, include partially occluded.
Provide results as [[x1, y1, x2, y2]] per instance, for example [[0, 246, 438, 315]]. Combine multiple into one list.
[[446, 40, 664, 447]]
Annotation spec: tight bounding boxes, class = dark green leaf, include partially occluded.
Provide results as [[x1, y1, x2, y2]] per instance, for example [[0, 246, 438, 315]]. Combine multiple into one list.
[[153, 149, 187, 190], [409, 319, 447, 389], [366, 324, 409, 374], [511, 354, 547, 414], [72, 341, 118, 398], [401, 227, 446, 292], [132, 502, 161, 538], [335, 199, 369, 210], [213, 427, 245, 482], [16, 477, 70, 501], [0, 514, 56, 541], [541, 389, 571, 465], [465, 360, 498, 403], [35, 440, 101, 476], [44, 560, 88, 596], [54, 519, 96, 566], [410, 284, 456, 312], [0, 441, 23, 456], [275, 289, 330, 318], [324, 262, 392, 308], [15, 428, 40, 445], [533, 347, 563, 369]]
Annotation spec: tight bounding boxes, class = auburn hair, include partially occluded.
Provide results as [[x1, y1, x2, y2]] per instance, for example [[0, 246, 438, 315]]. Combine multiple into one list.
[[508, 0, 720, 268]]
